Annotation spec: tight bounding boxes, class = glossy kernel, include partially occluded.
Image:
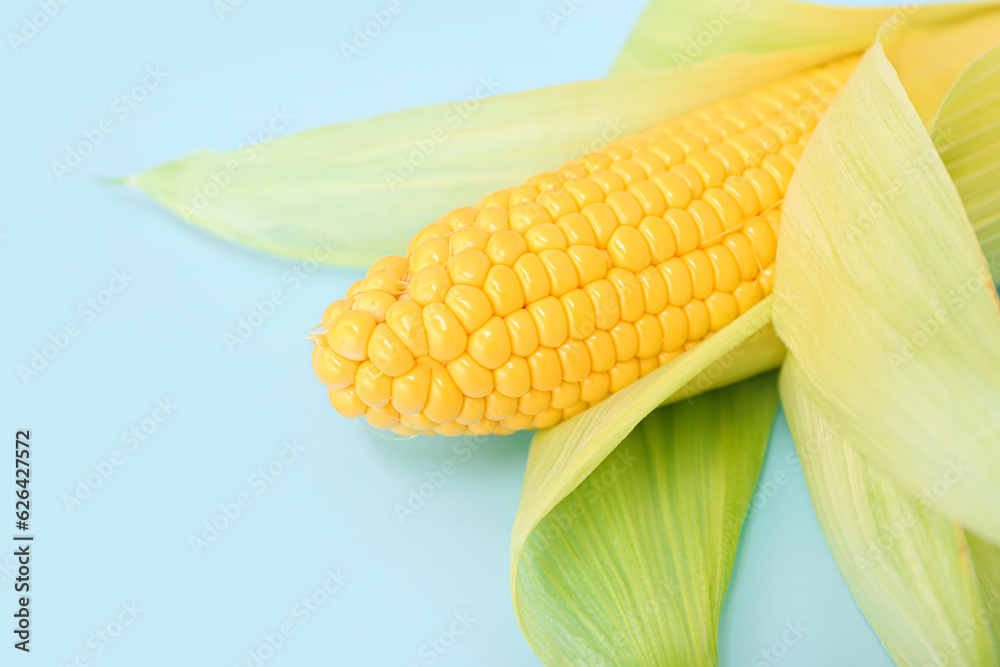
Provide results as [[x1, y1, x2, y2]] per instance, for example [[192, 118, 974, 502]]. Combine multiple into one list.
[[584, 280, 620, 330], [447, 353, 494, 398], [504, 309, 539, 357], [385, 300, 428, 357], [527, 296, 569, 348], [366, 323, 415, 377], [557, 339, 591, 383], [445, 285, 491, 334], [448, 249, 490, 287], [607, 225, 651, 272], [560, 289, 597, 340], [483, 265, 524, 317], [355, 361, 391, 408], [485, 230, 528, 266], [468, 316, 512, 370], [539, 249, 578, 297], [312, 345, 359, 389], [422, 303, 467, 363], [390, 357, 433, 415], [408, 265, 451, 306], [327, 310, 376, 361], [567, 245, 608, 285], [527, 347, 562, 391], [494, 356, 531, 398], [513, 254, 552, 304]]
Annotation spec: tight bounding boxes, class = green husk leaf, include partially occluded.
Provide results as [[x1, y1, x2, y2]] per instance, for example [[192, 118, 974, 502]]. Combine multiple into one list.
[[780, 357, 998, 664], [511, 296, 776, 565], [612, 0, 994, 75], [931, 42, 1000, 281], [513, 373, 778, 665], [968, 533, 1000, 649], [121, 46, 846, 267], [772, 44, 1000, 544]]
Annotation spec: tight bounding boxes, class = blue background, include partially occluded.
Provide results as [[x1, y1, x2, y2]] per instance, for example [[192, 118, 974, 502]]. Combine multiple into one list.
[[1, 0, 906, 664]]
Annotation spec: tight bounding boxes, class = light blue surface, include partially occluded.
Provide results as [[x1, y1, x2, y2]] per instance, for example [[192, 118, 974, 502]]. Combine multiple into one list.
[[1, 0, 909, 664]]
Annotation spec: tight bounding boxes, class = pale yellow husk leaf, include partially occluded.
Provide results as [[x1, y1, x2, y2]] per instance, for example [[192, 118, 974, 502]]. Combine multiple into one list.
[[781, 357, 998, 664], [772, 44, 1000, 545]]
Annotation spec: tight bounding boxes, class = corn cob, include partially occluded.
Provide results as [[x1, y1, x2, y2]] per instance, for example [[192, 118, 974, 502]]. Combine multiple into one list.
[[312, 56, 859, 437]]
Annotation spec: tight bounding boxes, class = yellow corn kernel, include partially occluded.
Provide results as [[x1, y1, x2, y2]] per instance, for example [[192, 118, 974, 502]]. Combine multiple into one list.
[[475, 206, 508, 233], [583, 280, 620, 330], [355, 361, 391, 408], [408, 265, 451, 306], [486, 390, 519, 420], [628, 181, 667, 216], [589, 169, 625, 194], [422, 303, 467, 363], [567, 245, 608, 284], [504, 309, 539, 358], [535, 189, 578, 220], [524, 223, 568, 253], [584, 330, 616, 372], [456, 396, 486, 425], [609, 359, 640, 393], [560, 400, 588, 420], [367, 323, 415, 377], [448, 249, 490, 288], [706, 245, 740, 293], [329, 386, 366, 419], [634, 314, 662, 358], [508, 201, 550, 233], [684, 300, 710, 340], [560, 289, 596, 340], [637, 216, 675, 264], [664, 209, 699, 254], [579, 372, 610, 403], [651, 171, 692, 209], [639, 357, 659, 377], [409, 236, 450, 273], [550, 382, 580, 410], [609, 321, 638, 362], [513, 253, 551, 304], [607, 225, 651, 272], [494, 356, 531, 398], [467, 316, 512, 370], [445, 285, 491, 334], [539, 249, 578, 298], [352, 291, 396, 322], [637, 266, 667, 315], [658, 306, 688, 352], [385, 300, 428, 357], [361, 269, 402, 294], [485, 229, 527, 266], [607, 269, 644, 323], [482, 265, 524, 317], [518, 389, 551, 416], [447, 352, 494, 398], [563, 178, 606, 208], [312, 345, 358, 389], [390, 357, 433, 415], [424, 362, 464, 423], [557, 339, 591, 384], [527, 296, 569, 349], [527, 347, 562, 391], [450, 225, 489, 254], [581, 202, 619, 248], [327, 310, 376, 361]]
